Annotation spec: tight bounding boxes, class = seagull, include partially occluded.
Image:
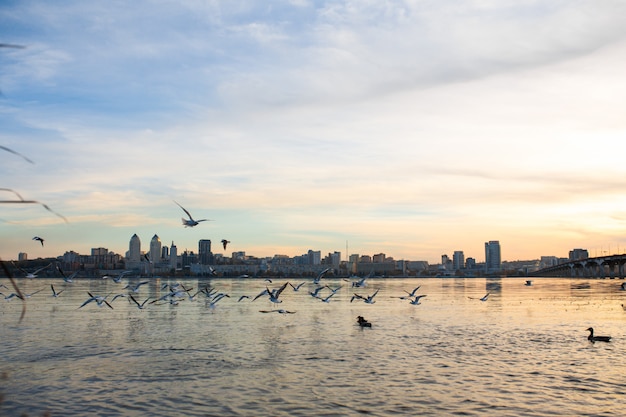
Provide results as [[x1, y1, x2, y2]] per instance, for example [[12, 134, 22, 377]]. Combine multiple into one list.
[[352, 289, 379, 304], [1, 292, 23, 301], [586, 327, 611, 343], [174, 200, 211, 227], [404, 286, 421, 297], [318, 293, 335, 303], [32, 236, 44, 246], [221, 239, 230, 250], [394, 286, 421, 300], [56, 264, 77, 283], [259, 309, 295, 314], [207, 293, 230, 309], [129, 295, 151, 310], [620, 282, 626, 291], [14, 262, 51, 279], [309, 286, 325, 298], [349, 276, 367, 288], [364, 289, 380, 304], [79, 292, 113, 309], [289, 282, 306, 292], [314, 268, 331, 285], [409, 294, 427, 305], [110, 293, 127, 303], [267, 282, 289, 303], [0, 145, 34, 163], [525, 280, 533, 286], [102, 271, 131, 283], [237, 295, 251, 302], [123, 281, 149, 293], [325, 285, 342, 294], [469, 293, 490, 301], [50, 284, 63, 298], [22, 288, 43, 298]]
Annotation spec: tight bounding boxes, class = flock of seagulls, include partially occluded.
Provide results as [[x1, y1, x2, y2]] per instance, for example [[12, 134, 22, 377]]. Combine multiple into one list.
[[0, 271, 618, 340]]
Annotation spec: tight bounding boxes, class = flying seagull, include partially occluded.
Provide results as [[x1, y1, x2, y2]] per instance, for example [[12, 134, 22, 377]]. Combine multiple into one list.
[[0, 145, 34, 164], [33, 236, 44, 246], [0, 188, 67, 222], [174, 200, 211, 227], [221, 239, 230, 250]]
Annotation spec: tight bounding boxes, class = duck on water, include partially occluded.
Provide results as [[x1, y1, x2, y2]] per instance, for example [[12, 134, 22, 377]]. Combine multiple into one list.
[[586, 327, 611, 343], [357, 316, 372, 328]]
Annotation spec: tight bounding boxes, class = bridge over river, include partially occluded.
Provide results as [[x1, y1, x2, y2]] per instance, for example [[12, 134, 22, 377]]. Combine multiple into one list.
[[529, 254, 626, 278]]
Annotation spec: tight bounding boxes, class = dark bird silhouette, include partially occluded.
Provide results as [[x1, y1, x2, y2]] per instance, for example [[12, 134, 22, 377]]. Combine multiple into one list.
[[357, 316, 372, 328], [0, 145, 34, 164], [221, 239, 230, 250], [33, 236, 44, 246], [587, 327, 611, 343], [0, 188, 67, 222], [0, 43, 25, 49]]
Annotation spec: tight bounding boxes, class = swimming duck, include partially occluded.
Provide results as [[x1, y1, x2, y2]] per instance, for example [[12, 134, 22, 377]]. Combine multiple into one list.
[[357, 316, 372, 328], [586, 327, 611, 343]]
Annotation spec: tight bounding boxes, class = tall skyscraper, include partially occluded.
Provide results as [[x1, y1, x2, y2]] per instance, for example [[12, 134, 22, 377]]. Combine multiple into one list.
[[453, 251, 465, 271], [150, 234, 162, 263], [170, 241, 177, 270], [129, 234, 141, 262], [485, 241, 501, 273], [198, 239, 213, 265]]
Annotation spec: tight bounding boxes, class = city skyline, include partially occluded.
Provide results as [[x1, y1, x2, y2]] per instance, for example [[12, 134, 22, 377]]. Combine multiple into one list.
[[3, 2, 626, 263], [6, 232, 582, 268]]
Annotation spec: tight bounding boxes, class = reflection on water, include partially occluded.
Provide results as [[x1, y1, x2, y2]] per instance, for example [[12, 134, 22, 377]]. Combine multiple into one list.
[[1, 277, 625, 416]]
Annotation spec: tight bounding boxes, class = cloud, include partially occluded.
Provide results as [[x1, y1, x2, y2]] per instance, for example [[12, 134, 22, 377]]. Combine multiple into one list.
[[3, 1, 626, 262]]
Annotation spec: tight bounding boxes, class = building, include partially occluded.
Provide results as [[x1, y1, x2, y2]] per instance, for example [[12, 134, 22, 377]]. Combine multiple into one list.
[[373, 253, 386, 263], [170, 241, 178, 270], [198, 239, 213, 265], [540, 256, 559, 269], [485, 241, 502, 273], [466, 257, 476, 270], [453, 251, 465, 271], [308, 250, 321, 265], [18, 252, 27, 261], [150, 234, 162, 263], [128, 234, 141, 263], [569, 248, 589, 261]]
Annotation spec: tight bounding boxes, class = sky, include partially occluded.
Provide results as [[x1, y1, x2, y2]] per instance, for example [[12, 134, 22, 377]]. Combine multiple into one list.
[[2, 0, 626, 264]]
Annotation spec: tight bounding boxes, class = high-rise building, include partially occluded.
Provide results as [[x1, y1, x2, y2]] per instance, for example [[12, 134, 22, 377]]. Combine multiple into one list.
[[129, 234, 141, 262], [150, 234, 162, 263], [453, 251, 465, 271], [373, 253, 386, 263], [198, 239, 213, 265], [569, 248, 589, 261], [485, 241, 501, 273], [170, 241, 178, 270], [308, 250, 321, 265]]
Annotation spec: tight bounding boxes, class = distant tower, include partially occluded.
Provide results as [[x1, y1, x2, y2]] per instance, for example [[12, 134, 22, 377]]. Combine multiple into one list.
[[198, 239, 213, 265], [453, 251, 465, 271], [129, 234, 141, 262], [170, 241, 178, 270], [485, 241, 501, 273], [150, 234, 162, 263]]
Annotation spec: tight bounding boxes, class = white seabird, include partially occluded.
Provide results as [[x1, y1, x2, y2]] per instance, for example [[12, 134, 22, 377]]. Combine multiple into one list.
[[174, 200, 211, 227]]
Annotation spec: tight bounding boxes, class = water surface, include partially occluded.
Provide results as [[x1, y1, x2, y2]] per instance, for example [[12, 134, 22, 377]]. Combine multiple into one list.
[[1, 277, 624, 416]]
